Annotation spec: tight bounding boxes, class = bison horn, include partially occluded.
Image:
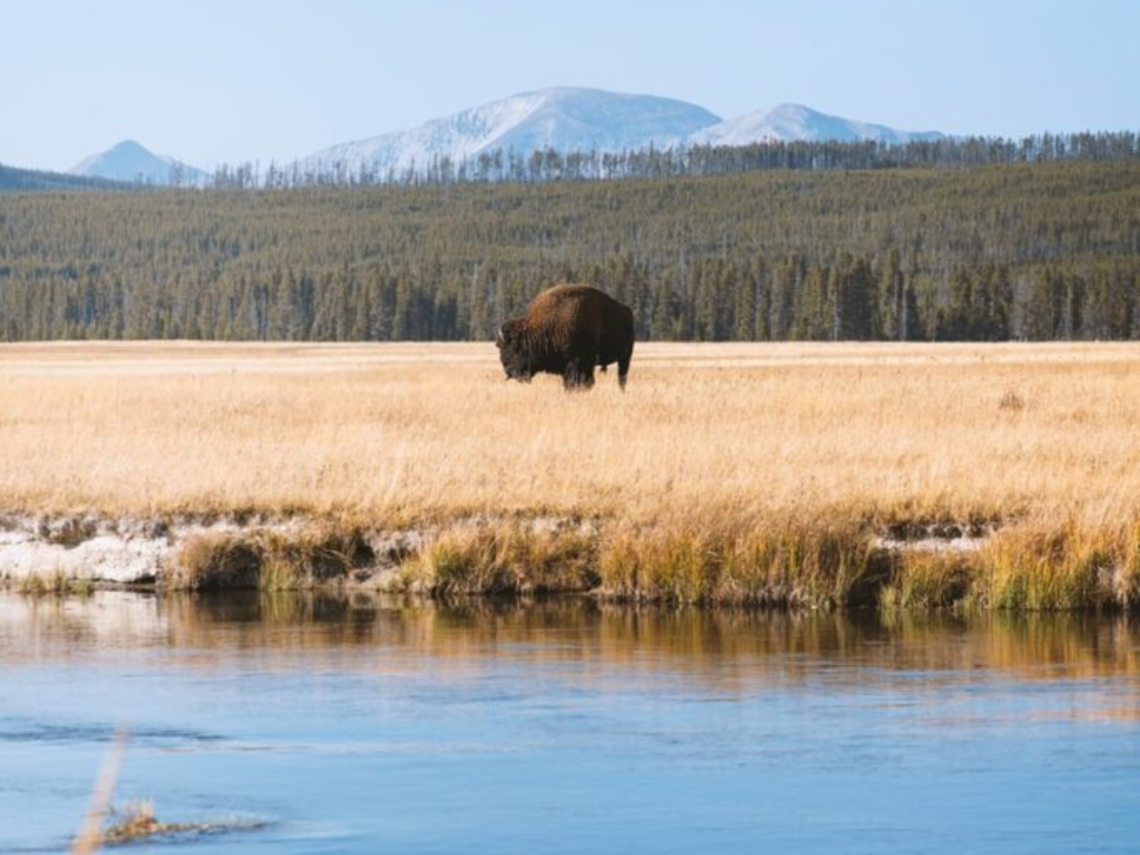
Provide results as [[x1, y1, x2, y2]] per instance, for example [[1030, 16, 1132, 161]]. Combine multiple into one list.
[[495, 325, 504, 347]]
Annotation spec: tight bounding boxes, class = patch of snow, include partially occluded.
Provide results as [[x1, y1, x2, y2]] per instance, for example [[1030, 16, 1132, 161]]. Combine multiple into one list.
[[299, 86, 721, 176], [0, 526, 165, 585], [689, 103, 944, 146]]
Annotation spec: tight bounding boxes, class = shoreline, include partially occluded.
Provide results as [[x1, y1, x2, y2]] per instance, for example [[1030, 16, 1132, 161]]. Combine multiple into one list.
[[2, 511, 1135, 610]]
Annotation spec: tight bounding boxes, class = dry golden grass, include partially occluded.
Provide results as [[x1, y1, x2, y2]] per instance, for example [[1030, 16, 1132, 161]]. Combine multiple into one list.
[[403, 522, 599, 596], [2, 341, 1139, 607], [1, 340, 1136, 522]]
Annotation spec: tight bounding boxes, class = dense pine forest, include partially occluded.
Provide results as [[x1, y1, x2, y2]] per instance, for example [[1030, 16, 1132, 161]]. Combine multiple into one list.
[[221, 132, 1140, 188], [1, 153, 1139, 341], [0, 164, 118, 193]]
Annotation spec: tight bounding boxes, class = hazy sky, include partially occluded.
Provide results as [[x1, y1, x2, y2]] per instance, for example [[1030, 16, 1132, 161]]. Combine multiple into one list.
[[5, 0, 1138, 171]]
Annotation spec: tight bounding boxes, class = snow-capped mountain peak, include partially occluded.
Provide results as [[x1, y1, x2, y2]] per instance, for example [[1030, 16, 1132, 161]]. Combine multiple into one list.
[[63, 91, 947, 187], [301, 87, 722, 175], [689, 103, 944, 146], [68, 140, 205, 186]]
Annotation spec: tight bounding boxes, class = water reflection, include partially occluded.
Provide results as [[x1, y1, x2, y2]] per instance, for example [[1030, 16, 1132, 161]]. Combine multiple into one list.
[[3, 592, 1138, 693], [3, 592, 1140, 855]]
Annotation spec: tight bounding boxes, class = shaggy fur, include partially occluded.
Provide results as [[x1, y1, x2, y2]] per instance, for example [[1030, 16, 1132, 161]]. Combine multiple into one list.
[[496, 284, 635, 390]]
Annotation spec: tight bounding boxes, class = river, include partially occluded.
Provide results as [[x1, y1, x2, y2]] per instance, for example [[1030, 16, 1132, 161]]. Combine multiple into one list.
[[2, 592, 1138, 853]]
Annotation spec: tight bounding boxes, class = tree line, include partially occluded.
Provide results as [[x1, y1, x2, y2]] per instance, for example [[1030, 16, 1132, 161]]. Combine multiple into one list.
[[207, 131, 1140, 189], [1, 160, 1138, 342], [0, 164, 119, 193]]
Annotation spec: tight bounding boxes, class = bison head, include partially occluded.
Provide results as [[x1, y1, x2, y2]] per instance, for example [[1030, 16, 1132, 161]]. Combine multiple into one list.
[[495, 322, 534, 382]]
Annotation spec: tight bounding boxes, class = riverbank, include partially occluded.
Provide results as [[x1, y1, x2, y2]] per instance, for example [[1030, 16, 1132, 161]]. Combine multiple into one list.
[[2, 509, 1137, 609], [1, 342, 1137, 609]]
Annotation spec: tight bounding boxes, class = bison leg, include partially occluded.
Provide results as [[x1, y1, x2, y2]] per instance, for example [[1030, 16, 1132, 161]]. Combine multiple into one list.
[[563, 358, 595, 391], [617, 342, 634, 391]]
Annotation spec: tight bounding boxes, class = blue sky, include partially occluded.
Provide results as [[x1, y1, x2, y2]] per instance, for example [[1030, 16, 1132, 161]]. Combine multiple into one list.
[[4, 0, 1138, 171]]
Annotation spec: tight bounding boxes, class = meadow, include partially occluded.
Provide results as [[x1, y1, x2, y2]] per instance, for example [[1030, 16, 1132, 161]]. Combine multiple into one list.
[[2, 341, 1138, 608]]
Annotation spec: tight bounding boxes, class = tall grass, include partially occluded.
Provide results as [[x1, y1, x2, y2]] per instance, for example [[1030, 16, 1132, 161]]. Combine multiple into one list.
[[167, 523, 373, 591], [18, 568, 95, 596], [978, 522, 1139, 610], [1, 342, 1138, 608], [600, 512, 880, 606], [400, 523, 598, 595]]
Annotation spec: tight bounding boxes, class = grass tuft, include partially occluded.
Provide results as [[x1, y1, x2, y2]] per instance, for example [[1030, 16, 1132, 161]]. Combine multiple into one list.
[[404, 524, 597, 596], [98, 800, 266, 847], [165, 522, 375, 591], [600, 514, 878, 607], [101, 801, 180, 845], [168, 532, 260, 591], [881, 522, 1139, 612], [980, 525, 1117, 611], [17, 568, 95, 597], [260, 523, 374, 587], [998, 389, 1026, 412], [881, 552, 972, 610], [1118, 521, 1140, 608]]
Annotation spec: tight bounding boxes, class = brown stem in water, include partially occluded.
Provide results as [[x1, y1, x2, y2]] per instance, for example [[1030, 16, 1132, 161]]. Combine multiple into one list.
[[70, 726, 130, 855]]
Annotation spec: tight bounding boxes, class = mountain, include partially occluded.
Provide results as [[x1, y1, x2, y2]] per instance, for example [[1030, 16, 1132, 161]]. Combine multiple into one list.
[[688, 103, 944, 146], [55, 93, 947, 188], [300, 87, 722, 176], [0, 163, 122, 192], [300, 89, 946, 177], [68, 140, 206, 186]]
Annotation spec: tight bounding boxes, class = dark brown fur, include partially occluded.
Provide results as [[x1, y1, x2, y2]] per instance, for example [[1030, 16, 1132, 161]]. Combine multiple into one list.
[[496, 284, 635, 390]]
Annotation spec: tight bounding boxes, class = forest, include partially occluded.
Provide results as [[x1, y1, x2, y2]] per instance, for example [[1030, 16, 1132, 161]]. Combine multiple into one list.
[[222, 131, 1140, 188], [1, 150, 1138, 342], [0, 163, 115, 193]]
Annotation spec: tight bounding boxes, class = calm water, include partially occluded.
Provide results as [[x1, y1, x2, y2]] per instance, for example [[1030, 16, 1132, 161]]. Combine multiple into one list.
[[1, 592, 1138, 854]]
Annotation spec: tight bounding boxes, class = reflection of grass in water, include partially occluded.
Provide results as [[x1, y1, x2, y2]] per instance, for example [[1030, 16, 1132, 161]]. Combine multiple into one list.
[[158, 591, 1140, 687]]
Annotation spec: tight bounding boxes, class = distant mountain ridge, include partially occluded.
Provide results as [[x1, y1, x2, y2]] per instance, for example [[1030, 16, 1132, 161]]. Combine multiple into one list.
[[691, 103, 943, 146], [56, 88, 947, 187], [68, 139, 206, 186], [297, 87, 944, 176], [301, 87, 721, 176]]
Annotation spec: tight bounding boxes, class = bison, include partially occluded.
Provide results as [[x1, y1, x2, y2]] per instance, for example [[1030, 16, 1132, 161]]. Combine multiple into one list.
[[496, 284, 635, 390]]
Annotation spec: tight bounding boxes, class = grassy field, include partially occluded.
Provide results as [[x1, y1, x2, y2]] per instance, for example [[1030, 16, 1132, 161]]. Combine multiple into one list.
[[2, 341, 1139, 607]]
